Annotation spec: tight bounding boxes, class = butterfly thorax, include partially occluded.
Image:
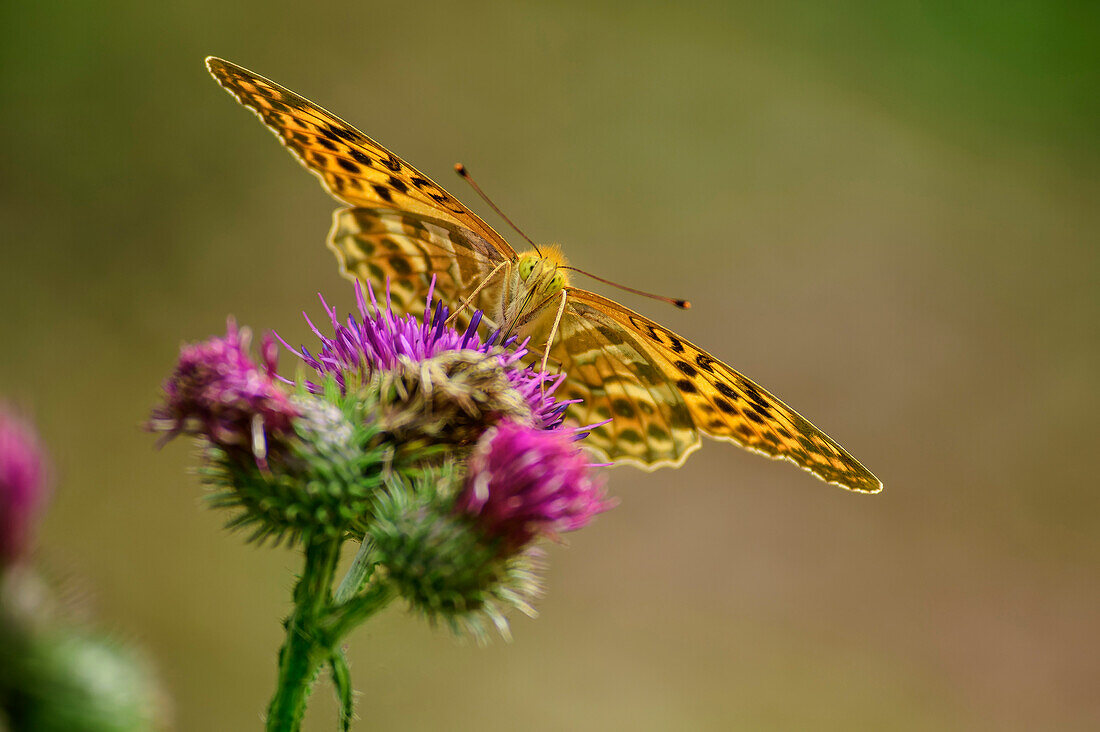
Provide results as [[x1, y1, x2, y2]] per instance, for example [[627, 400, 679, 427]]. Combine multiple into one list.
[[498, 247, 570, 342]]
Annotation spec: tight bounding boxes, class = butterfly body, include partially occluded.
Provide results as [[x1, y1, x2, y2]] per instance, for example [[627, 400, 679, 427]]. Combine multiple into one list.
[[206, 57, 882, 493]]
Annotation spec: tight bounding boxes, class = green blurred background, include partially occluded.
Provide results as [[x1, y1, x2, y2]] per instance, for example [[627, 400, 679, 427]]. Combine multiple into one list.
[[2, 1, 1098, 729]]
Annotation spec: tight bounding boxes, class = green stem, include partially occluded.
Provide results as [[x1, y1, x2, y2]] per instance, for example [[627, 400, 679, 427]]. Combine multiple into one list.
[[264, 533, 398, 730], [265, 533, 342, 732], [324, 580, 396, 641]]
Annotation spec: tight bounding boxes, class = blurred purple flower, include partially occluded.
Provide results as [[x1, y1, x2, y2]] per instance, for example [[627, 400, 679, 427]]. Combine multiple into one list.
[[456, 420, 614, 552], [149, 320, 299, 448], [280, 279, 570, 430], [0, 406, 50, 566]]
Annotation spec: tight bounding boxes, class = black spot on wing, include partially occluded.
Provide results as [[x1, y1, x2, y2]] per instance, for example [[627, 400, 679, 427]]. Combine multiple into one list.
[[740, 380, 770, 409], [611, 399, 635, 418], [627, 315, 664, 345], [329, 125, 362, 144], [647, 424, 669, 442], [371, 184, 394, 203], [387, 255, 412, 275], [674, 361, 697, 378]]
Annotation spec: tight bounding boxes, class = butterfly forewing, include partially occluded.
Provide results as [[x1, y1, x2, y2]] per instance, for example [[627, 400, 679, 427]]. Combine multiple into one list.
[[565, 289, 882, 493], [205, 57, 516, 260]]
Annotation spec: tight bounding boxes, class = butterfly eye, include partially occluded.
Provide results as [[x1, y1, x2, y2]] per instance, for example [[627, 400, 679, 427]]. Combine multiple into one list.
[[519, 258, 536, 280], [551, 273, 564, 291]]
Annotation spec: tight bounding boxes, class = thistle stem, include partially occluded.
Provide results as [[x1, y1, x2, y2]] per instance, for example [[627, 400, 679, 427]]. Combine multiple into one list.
[[265, 534, 396, 731], [325, 580, 396, 642], [265, 533, 341, 732]]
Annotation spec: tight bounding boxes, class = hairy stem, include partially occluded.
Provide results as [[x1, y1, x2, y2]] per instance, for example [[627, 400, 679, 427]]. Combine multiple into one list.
[[324, 580, 396, 644], [265, 534, 342, 732]]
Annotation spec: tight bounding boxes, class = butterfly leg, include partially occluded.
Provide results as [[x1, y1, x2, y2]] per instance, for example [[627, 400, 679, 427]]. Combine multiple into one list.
[[444, 260, 510, 328], [538, 289, 570, 397]]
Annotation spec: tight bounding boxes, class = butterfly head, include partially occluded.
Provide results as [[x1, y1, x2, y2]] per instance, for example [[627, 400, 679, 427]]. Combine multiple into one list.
[[497, 248, 571, 341], [516, 246, 570, 297]]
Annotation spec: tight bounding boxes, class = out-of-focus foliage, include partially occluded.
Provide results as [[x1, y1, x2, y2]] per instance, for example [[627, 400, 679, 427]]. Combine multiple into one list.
[[1, 1, 1096, 729]]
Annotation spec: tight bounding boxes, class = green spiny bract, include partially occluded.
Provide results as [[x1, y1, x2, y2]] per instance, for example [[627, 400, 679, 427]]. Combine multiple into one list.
[[202, 387, 387, 545], [368, 465, 542, 642]]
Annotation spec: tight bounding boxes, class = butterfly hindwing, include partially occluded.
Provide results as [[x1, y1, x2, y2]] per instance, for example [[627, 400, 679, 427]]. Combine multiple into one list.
[[551, 306, 700, 468], [328, 207, 511, 321], [564, 289, 882, 492], [205, 57, 516, 260]]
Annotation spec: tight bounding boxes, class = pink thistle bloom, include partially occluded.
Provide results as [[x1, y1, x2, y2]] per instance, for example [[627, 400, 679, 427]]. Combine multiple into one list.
[[0, 406, 50, 566], [457, 421, 615, 552], [150, 320, 299, 449]]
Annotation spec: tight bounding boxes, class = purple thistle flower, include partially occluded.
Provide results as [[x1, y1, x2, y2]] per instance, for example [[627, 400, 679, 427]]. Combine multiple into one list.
[[280, 279, 570, 431], [0, 406, 50, 567], [457, 420, 615, 552], [150, 320, 300, 449]]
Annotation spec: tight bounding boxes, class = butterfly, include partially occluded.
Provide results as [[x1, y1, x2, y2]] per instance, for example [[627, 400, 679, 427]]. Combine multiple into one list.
[[205, 57, 882, 493]]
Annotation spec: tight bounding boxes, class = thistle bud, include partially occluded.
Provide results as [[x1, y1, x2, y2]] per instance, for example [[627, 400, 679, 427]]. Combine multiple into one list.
[[3, 629, 168, 731], [369, 467, 542, 641], [457, 421, 614, 553], [202, 391, 386, 544], [148, 320, 299, 453], [0, 407, 50, 568]]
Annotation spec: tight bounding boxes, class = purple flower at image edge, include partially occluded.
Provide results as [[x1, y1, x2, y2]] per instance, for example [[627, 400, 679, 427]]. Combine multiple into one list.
[[149, 319, 299, 448], [457, 420, 616, 552], [278, 279, 571, 430], [0, 406, 50, 566]]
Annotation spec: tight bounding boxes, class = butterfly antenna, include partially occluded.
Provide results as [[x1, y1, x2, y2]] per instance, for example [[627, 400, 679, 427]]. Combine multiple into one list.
[[560, 266, 692, 310], [455, 163, 543, 256]]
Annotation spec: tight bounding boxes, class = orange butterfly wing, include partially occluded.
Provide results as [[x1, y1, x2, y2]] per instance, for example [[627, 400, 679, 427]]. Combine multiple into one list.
[[205, 57, 515, 262], [558, 289, 882, 492]]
